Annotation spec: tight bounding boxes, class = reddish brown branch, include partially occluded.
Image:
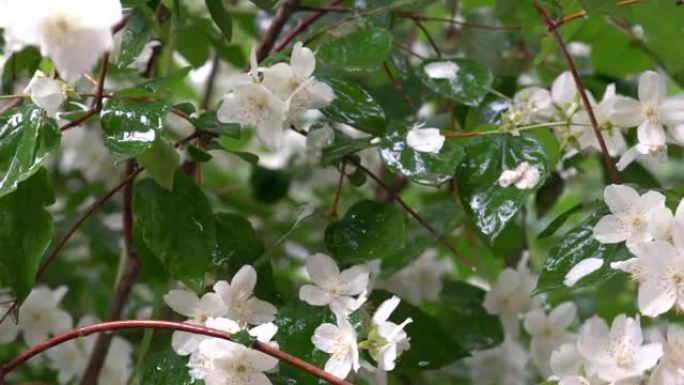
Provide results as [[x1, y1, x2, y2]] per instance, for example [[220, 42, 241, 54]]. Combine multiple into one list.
[[555, 0, 646, 28], [255, 0, 301, 61], [410, 17, 442, 57], [534, 3, 621, 184], [273, 0, 345, 53], [60, 53, 110, 132], [0, 320, 352, 385], [382, 63, 417, 111], [330, 160, 346, 219]]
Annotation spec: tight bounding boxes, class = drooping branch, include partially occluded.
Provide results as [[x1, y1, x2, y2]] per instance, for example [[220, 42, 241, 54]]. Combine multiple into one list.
[[0, 320, 353, 385], [254, 0, 301, 62], [534, 3, 621, 184]]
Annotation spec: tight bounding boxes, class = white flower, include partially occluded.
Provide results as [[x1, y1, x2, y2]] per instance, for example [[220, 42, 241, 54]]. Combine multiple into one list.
[[611, 240, 684, 317], [464, 338, 529, 385], [497, 162, 540, 190], [512, 86, 554, 124], [369, 296, 412, 371], [299, 253, 369, 316], [593, 184, 667, 250], [312, 313, 360, 379], [549, 343, 597, 385], [27, 73, 64, 117], [188, 339, 278, 385], [649, 324, 684, 385], [577, 315, 662, 383], [218, 82, 286, 150], [3, 0, 123, 81], [551, 71, 580, 117], [306, 124, 335, 158], [406, 126, 445, 154], [163, 289, 228, 355], [18, 286, 73, 346], [616, 142, 668, 171], [47, 340, 87, 384], [523, 302, 577, 376], [605, 71, 684, 148], [483, 255, 542, 337], [213, 265, 277, 326], [378, 249, 452, 305], [564, 257, 604, 287], [424, 61, 460, 80], [59, 124, 118, 184], [568, 84, 627, 157]]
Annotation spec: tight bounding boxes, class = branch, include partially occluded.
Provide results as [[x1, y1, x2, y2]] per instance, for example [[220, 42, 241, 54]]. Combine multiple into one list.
[[255, 0, 301, 62], [409, 17, 442, 57], [60, 52, 110, 132], [0, 320, 352, 385], [534, 3, 621, 184], [555, 0, 645, 28], [273, 0, 345, 53], [382, 63, 417, 111], [79, 161, 141, 385]]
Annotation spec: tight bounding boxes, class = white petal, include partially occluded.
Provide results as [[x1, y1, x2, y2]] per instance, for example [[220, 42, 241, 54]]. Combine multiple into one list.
[[339, 266, 370, 295], [299, 285, 330, 306], [246, 298, 277, 325], [637, 121, 667, 147], [551, 71, 576, 106], [604, 96, 642, 128], [163, 290, 201, 317], [373, 296, 400, 325], [603, 184, 640, 214], [324, 355, 353, 379], [232, 265, 258, 297], [593, 215, 627, 244], [523, 309, 547, 335], [639, 71, 667, 104], [406, 128, 445, 154], [549, 302, 577, 329], [312, 323, 341, 353], [638, 281, 676, 317], [291, 42, 316, 79], [563, 258, 604, 287], [306, 253, 340, 287], [424, 61, 460, 80]]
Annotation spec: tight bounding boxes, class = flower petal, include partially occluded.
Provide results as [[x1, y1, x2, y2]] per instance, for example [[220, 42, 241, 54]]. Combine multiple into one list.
[[306, 253, 340, 287], [593, 215, 627, 244], [639, 70, 667, 104], [603, 184, 640, 215]]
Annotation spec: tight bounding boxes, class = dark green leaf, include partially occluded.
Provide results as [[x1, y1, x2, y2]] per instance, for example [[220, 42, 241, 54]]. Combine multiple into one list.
[[325, 200, 405, 264], [100, 98, 170, 162], [536, 208, 632, 293], [0, 169, 54, 304], [417, 58, 494, 106], [318, 28, 393, 73], [250, 166, 291, 204], [187, 145, 213, 163], [380, 133, 465, 185], [231, 330, 256, 348], [117, 8, 154, 68], [142, 344, 201, 385], [2, 47, 41, 94], [136, 138, 179, 190], [319, 75, 387, 136], [205, 0, 233, 41], [320, 128, 373, 166], [173, 102, 196, 116], [134, 172, 216, 291], [538, 203, 587, 239], [249, 0, 278, 10], [193, 111, 240, 138], [213, 213, 264, 275], [0, 104, 60, 198], [457, 133, 549, 239]]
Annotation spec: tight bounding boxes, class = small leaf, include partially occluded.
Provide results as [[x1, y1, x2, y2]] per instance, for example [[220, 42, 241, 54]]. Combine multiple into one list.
[[117, 7, 154, 68], [193, 111, 239, 138], [136, 138, 179, 190], [380, 133, 465, 185], [319, 75, 387, 136], [213, 213, 264, 276], [187, 145, 213, 163], [417, 58, 494, 106], [536, 208, 632, 293], [538, 203, 588, 239], [205, 0, 233, 41], [457, 133, 549, 239], [250, 166, 291, 204], [0, 104, 60, 198], [134, 172, 216, 292], [0, 169, 54, 305], [320, 128, 372, 166], [248, 0, 278, 10], [318, 28, 393, 73], [325, 200, 406, 264], [100, 98, 171, 162], [231, 330, 256, 348]]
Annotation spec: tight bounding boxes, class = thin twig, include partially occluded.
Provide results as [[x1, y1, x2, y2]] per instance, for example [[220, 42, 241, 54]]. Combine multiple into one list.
[[255, 0, 301, 61], [555, 0, 646, 28], [330, 160, 345, 219], [410, 17, 442, 57], [534, 3, 621, 184], [201, 55, 220, 110], [382, 63, 417, 111], [273, 0, 345, 53], [0, 320, 352, 385], [59, 53, 110, 132]]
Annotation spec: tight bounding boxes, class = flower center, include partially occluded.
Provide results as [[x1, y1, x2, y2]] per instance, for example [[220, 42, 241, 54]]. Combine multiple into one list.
[[611, 342, 635, 368], [643, 103, 660, 123]]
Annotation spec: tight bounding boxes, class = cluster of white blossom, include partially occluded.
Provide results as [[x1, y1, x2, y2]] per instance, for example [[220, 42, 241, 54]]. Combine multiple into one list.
[[505, 70, 684, 171], [217, 43, 334, 150], [0, 286, 133, 385], [163, 257, 414, 384]]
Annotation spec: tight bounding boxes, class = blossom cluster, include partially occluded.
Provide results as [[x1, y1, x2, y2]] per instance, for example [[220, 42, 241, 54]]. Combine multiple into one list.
[[0, 286, 133, 385], [505, 70, 684, 171]]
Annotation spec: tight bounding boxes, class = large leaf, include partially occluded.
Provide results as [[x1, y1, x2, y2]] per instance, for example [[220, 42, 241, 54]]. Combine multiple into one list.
[[205, 0, 232, 41], [319, 75, 387, 136], [134, 172, 216, 291], [417, 58, 494, 106], [100, 98, 170, 162], [457, 133, 549, 239], [136, 138, 180, 191], [117, 7, 154, 68], [0, 169, 54, 304], [380, 133, 465, 185], [0, 104, 60, 198], [325, 200, 406, 265], [318, 28, 393, 73], [536, 208, 631, 293], [213, 213, 264, 276]]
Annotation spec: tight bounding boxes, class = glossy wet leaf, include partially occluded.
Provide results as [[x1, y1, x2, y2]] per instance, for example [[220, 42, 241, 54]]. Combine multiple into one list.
[[0, 104, 60, 199], [136, 138, 179, 191], [325, 200, 406, 264], [142, 344, 201, 385], [213, 212, 264, 276], [134, 172, 216, 292], [193, 111, 239, 138], [536, 208, 632, 293], [436, 281, 504, 351], [0, 169, 53, 305], [205, 0, 232, 41], [117, 7, 154, 68], [417, 58, 494, 106], [100, 98, 170, 162], [457, 133, 549, 240], [319, 75, 387, 136], [318, 28, 393, 73], [380, 133, 465, 185]]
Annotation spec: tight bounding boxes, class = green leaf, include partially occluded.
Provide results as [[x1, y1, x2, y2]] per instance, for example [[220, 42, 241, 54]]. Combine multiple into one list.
[[537, 203, 587, 239], [2, 47, 41, 94], [417, 58, 494, 106], [457, 133, 549, 239], [134, 172, 216, 291], [0, 104, 60, 198], [319, 75, 387, 136], [100, 98, 171, 162], [437, 281, 504, 351], [193, 111, 239, 138], [213, 213, 264, 275], [380, 133, 465, 185], [136, 138, 179, 190], [250, 166, 291, 204], [0, 169, 54, 305], [187, 145, 213, 163], [205, 0, 233, 41], [142, 344, 201, 385], [117, 7, 154, 68], [318, 28, 393, 73], [320, 128, 372, 166], [536, 208, 632, 293], [325, 200, 406, 264], [249, 0, 278, 10]]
